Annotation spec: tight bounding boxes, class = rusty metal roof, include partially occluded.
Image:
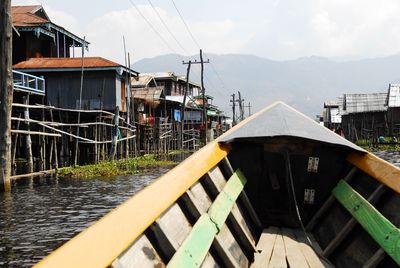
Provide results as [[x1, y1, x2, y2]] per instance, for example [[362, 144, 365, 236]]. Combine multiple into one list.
[[132, 87, 164, 102], [131, 74, 155, 88], [14, 57, 121, 69], [12, 5, 49, 27], [11, 5, 88, 47]]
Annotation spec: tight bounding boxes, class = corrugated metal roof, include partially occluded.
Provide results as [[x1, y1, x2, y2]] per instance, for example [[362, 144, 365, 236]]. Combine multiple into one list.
[[387, 84, 400, 108], [11, 5, 88, 47], [13, 57, 121, 69], [140, 72, 201, 88], [343, 93, 387, 114], [132, 87, 164, 102], [12, 5, 49, 27], [131, 74, 154, 88], [140, 72, 176, 79], [324, 99, 340, 108]]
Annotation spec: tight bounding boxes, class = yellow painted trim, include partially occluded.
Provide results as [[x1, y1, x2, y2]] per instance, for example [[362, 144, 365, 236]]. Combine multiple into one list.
[[347, 152, 400, 194], [34, 141, 230, 268]]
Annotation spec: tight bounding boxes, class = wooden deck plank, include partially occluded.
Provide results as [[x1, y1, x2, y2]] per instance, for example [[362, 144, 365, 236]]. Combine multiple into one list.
[[251, 227, 279, 268], [333, 180, 400, 265], [268, 231, 287, 268], [292, 230, 326, 268], [281, 228, 310, 268], [256, 227, 279, 251]]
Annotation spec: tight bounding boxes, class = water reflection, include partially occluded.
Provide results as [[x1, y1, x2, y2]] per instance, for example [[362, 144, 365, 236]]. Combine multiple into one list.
[[0, 167, 170, 267]]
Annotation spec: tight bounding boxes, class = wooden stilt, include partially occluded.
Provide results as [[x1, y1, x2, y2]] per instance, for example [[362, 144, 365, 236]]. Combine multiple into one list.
[[11, 113, 21, 175], [23, 94, 34, 174], [109, 106, 119, 160], [49, 109, 58, 169]]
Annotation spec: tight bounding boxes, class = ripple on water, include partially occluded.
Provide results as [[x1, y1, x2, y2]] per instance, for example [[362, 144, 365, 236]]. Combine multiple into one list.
[[0, 167, 169, 267]]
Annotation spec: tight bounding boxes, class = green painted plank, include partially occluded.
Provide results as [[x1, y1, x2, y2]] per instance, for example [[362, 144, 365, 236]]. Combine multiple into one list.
[[167, 214, 217, 268], [333, 180, 400, 265], [208, 169, 247, 229], [167, 169, 247, 267]]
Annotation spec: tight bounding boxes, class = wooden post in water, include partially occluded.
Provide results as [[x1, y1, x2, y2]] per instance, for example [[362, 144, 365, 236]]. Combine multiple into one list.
[[0, 0, 13, 191], [11, 114, 21, 175], [49, 109, 58, 169], [74, 36, 85, 166], [180, 60, 191, 149], [23, 94, 34, 174], [109, 106, 119, 160]]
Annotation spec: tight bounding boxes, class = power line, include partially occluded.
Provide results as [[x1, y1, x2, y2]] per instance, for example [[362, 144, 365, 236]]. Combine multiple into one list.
[[169, 0, 231, 95], [128, 0, 179, 55], [146, 0, 190, 55], [128, 0, 229, 107], [170, 0, 201, 49]]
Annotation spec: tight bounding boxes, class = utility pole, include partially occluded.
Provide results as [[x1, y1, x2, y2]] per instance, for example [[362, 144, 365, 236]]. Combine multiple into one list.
[[128, 53, 137, 157], [0, 0, 13, 191], [230, 94, 236, 125], [181, 60, 191, 149], [199, 49, 207, 144], [245, 102, 252, 117], [236, 91, 244, 121], [123, 36, 130, 159], [183, 52, 210, 144]]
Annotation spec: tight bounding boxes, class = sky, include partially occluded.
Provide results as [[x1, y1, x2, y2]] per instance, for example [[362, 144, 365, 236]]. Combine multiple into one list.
[[12, 0, 400, 65]]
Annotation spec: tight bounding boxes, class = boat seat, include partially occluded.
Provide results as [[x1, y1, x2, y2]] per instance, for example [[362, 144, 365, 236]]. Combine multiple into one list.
[[251, 227, 330, 268]]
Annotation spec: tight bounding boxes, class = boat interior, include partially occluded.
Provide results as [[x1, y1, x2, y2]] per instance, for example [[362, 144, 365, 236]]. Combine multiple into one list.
[[34, 103, 400, 268]]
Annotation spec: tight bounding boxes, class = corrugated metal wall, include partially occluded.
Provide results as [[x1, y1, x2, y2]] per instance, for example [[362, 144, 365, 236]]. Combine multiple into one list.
[[44, 70, 119, 111]]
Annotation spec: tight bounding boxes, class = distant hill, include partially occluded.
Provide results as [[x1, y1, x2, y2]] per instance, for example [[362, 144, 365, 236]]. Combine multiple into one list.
[[132, 53, 400, 117]]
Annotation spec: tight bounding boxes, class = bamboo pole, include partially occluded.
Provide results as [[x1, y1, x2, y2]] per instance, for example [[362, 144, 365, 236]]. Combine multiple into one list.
[[11, 114, 21, 175], [49, 108, 58, 169], [109, 106, 120, 160], [74, 36, 86, 166], [23, 94, 34, 174], [0, 0, 13, 191], [11, 130, 61, 137], [10, 169, 56, 180]]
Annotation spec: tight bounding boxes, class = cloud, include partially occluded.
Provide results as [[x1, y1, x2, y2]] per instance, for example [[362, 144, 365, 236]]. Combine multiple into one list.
[[11, 0, 400, 61], [82, 5, 248, 64]]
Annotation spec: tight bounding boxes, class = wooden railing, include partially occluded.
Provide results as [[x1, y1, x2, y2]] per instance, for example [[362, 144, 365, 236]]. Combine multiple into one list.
[[12, 70, 45, 95]]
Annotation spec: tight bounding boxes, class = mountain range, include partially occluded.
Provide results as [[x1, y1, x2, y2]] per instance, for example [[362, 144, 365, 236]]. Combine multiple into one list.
[[132, 53, 400, 118]]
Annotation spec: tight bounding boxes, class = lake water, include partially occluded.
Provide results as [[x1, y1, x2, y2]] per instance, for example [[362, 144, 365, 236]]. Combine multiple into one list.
[[0, 167, 170, 267], [0, 151, 399, 267]]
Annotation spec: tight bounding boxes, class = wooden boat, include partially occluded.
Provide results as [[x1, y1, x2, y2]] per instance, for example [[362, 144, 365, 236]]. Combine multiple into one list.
[[34, 102, 399, 268]]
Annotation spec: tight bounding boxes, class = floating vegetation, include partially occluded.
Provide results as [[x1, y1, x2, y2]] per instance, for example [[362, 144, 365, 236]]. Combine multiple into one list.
[[58, 155, 176, 178]]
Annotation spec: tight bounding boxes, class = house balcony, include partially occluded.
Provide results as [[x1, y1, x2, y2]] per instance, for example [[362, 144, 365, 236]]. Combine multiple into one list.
[[13, 70, 45, 95]]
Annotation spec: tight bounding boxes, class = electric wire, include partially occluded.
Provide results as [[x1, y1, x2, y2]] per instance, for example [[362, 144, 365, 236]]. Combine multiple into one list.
[[169, 0, 231, 95], [128, 0, 230, 114], [128, 0, 179, 55], [170, 0, 201, 49], [146, 0, 190, 55]]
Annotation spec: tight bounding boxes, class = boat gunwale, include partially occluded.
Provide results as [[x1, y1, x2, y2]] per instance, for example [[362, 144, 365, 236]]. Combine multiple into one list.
[[34, 141, 231, 268]]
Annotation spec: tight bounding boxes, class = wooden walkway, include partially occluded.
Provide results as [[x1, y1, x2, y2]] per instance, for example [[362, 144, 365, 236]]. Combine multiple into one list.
[[252, 227, 330, 268]]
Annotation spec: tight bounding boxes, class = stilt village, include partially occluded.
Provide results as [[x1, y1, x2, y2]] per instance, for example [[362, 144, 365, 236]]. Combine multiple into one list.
[[1, 5, 399, 189], [0, 5, 248, 186], [322, 86, 400, 143]]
